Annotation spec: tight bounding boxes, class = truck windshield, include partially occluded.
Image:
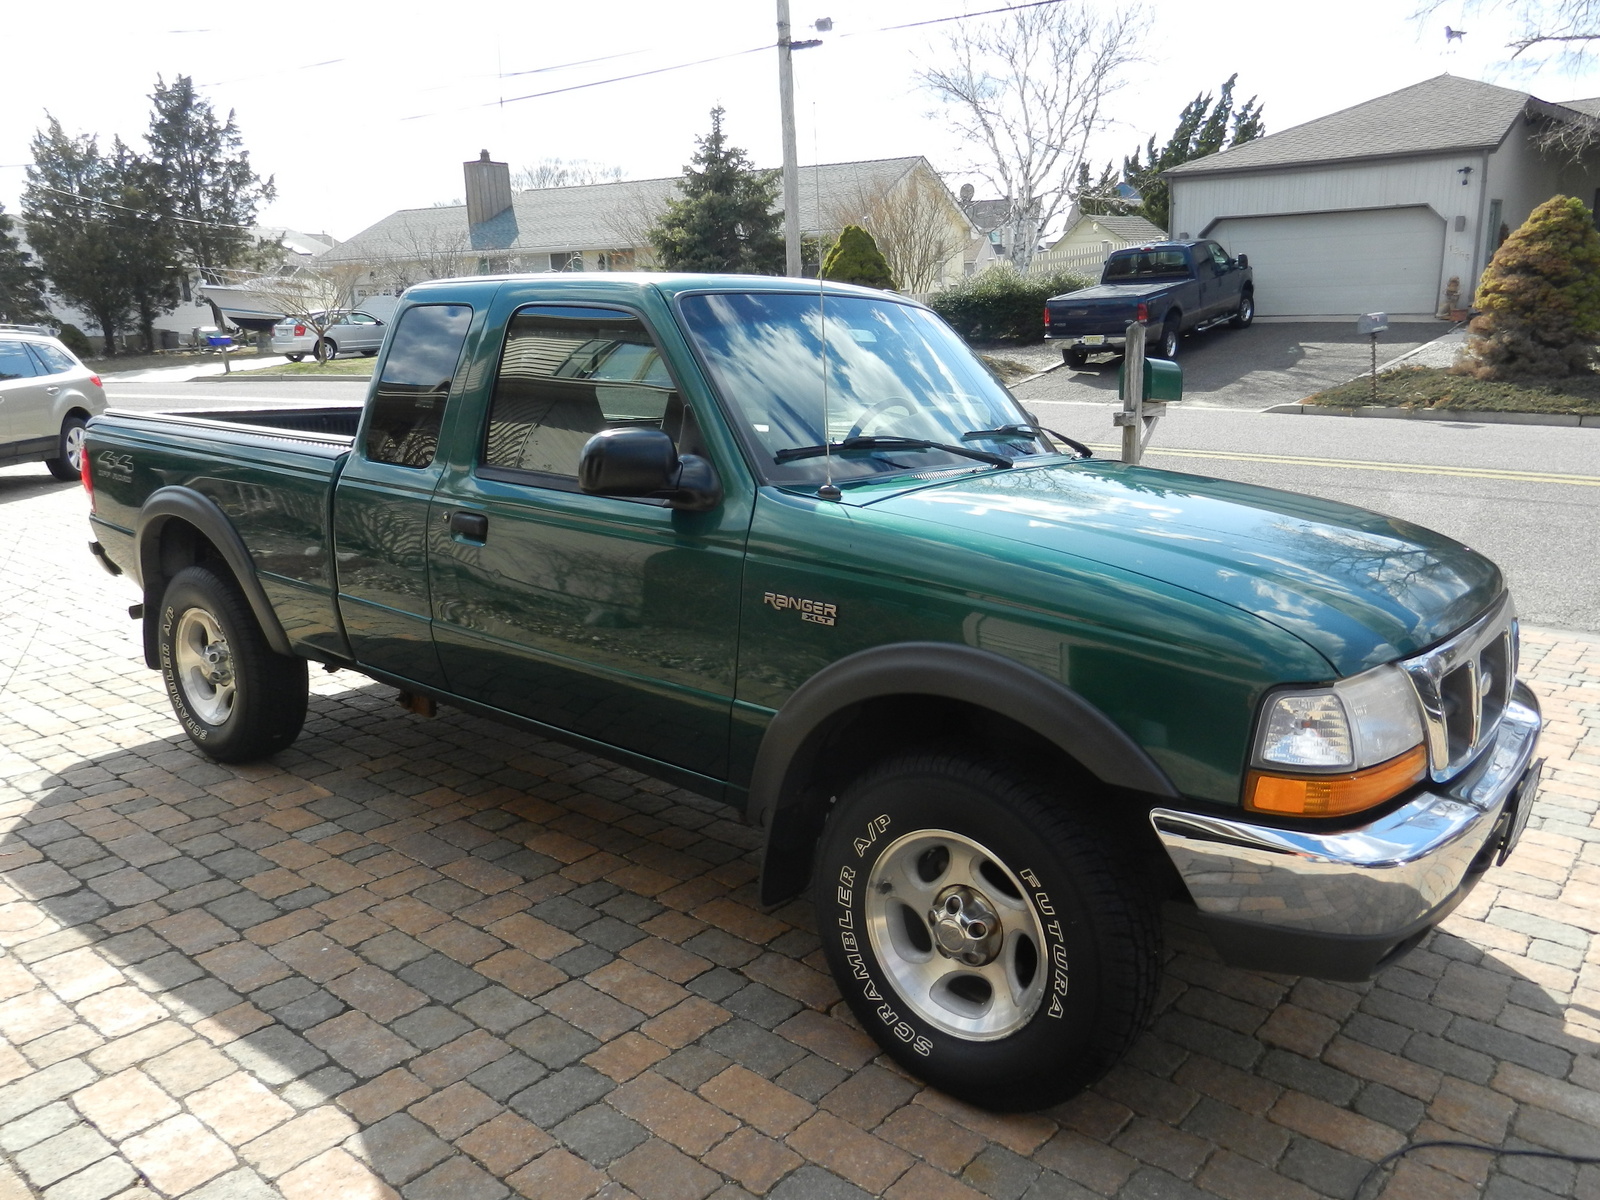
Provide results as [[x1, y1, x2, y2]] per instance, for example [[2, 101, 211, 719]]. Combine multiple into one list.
[[678, 291, 1046, 487], [1103, 250, 1190, 280]]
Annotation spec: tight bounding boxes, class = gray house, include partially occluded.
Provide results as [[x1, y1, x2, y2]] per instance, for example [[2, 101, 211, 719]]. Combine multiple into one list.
[[1166, 75, 1600, 318]]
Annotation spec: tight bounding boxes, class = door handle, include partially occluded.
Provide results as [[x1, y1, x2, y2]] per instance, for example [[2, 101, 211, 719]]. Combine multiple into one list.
[[449, 511, 488, 542], [46, 386, 60, 395]]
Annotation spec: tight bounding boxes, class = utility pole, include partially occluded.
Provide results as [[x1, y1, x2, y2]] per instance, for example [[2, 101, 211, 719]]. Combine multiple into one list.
[[777, 0, 802, 278]]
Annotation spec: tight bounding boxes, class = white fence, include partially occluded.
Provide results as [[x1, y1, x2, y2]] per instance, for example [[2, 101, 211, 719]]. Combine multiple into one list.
[[1023, 245, 1114, 278]]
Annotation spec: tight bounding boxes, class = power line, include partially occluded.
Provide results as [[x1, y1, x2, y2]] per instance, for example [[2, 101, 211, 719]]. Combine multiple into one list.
[[23, 182, 254, 230], [397, 0, 1068, 123]]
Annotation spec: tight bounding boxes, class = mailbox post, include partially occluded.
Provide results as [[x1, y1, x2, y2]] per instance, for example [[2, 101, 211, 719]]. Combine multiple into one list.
[[1115, 322, 1184, 465], [1357, 311, 1388, 405]]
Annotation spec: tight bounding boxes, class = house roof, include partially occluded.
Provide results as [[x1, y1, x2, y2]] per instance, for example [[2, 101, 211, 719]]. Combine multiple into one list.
[[1062, 214, 1167, 242], [324, 157, 935, 263], [1166, 75, 1546, 178], [960, 198, 1010, 234]]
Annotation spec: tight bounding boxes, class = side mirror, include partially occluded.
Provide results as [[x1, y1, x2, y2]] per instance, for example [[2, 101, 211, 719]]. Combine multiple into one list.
[[1236, 254, 1249, 269], [579, 427, 722, 512]]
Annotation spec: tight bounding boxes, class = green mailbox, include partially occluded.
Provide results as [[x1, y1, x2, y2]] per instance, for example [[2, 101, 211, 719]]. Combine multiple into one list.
[[1118, 356, 1184, 401]]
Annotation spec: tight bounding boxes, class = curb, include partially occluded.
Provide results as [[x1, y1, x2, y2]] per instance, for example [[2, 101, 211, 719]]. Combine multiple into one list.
[[1265, 403, 1600, 429], [210, 373, 373, 382]]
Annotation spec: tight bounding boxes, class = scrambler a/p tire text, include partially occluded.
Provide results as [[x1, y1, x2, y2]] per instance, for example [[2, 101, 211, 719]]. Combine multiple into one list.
[[815, 752, 1161, 1110], [157, 566, 309, 763]]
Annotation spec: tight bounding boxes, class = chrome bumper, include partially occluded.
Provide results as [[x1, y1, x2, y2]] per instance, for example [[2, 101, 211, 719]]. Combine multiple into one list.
[[1151, 683, 1541, 948]]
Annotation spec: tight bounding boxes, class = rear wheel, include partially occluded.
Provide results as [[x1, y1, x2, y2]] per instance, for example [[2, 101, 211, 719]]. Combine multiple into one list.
[[285, 353, 305, 363], [360, 349, 378, 357], [158, 566, 308, 763], [45, 415, 86, 481], [1231, 291, 1255, 328], [1157, 317, 1180, 359], [814, 751, 1161, 1111]]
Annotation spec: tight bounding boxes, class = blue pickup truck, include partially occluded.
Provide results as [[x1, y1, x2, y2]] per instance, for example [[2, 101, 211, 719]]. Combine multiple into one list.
[[1044, 239, 1255, 366]]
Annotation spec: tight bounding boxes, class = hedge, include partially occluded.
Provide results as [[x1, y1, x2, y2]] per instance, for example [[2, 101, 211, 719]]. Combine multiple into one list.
[[928, 265, 1093, 342]]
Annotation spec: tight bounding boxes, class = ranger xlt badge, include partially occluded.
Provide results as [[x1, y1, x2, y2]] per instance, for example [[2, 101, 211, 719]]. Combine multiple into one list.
[[763, 592, 837, 626]]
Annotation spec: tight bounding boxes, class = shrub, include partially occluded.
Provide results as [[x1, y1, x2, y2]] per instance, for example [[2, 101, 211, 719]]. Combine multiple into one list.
[[1459, 195, 1600, 379], [56, 323, 92, 359], [821, 225, 895, 289], [928, 265, 1093, 342]]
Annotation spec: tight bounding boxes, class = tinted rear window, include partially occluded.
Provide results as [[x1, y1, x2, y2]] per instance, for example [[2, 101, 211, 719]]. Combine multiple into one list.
[[364, 304, 473, 468], [1104, 251, 1190, 280]]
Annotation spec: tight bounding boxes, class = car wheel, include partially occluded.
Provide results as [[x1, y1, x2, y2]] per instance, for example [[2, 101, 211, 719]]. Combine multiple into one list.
[[1231, 292, 1255, 328], [360, 349, 378, 357], [45, 415, 87, 481], [285, 353, 305, 363], [1065, 347, 1089, 369], [814, 750, 1161, 1111], [158, 566, 309, 763], [318, 340, 337, 362], [1158, 318, 1180, 359]]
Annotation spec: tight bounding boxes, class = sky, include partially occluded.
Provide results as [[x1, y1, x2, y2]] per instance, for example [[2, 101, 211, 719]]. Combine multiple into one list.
[[6, 0, 1600, 244]]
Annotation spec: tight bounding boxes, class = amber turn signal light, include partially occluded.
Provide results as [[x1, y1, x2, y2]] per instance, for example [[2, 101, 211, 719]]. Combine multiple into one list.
[[1245, 744, 1428, 817]]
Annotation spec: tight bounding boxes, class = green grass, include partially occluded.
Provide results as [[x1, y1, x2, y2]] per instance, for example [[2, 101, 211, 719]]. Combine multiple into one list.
[[250, 357, 376, 377], [1305, 365, 1600, 415]]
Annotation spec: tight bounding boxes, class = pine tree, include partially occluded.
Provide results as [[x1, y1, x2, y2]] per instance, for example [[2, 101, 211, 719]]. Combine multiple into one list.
[[146, 75, 276, 283], [1460, 195, 1600, 379], [648, 107, 784, 274], [22, 119, 134, 354], [107, 139, 185, 354], [0, 203, 49, 325], [1122, 75, 1265, 232], [820, 225, 895, 289]]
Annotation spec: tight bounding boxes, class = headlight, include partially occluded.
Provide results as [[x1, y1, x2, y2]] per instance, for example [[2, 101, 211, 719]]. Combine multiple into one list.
[[1248, 665, 1426, 816]]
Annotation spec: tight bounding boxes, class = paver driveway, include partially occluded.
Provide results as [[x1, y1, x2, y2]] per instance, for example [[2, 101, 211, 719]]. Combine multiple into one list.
[[0, 463, 1598, 1200]]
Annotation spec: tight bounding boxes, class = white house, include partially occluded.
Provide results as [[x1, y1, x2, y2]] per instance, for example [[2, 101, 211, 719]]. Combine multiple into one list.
[[1166, 75, 1600, 318]]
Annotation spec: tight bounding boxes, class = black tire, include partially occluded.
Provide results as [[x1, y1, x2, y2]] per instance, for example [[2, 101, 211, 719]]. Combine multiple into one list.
[[318, 340, 337, 362], [1157, 317, 1181, 359], [814, 751, 1161, 1111], [285, 353, 305, 363], [1065, 347, 1089, 369], [360, 349, 378, 357], [157, 566, 308, 763], [1230, 291, 1255, 329], [44, 414, 86, 481]]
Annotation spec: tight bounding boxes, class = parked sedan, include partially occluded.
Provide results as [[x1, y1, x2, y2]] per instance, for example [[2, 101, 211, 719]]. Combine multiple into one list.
[[269, 311, 386, 362], [0, 326, 107, 480]]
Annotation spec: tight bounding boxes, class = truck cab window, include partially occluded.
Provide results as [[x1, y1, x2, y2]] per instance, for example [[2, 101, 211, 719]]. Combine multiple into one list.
[[364, 303, 472, 468], [482, 306, 685, 482]]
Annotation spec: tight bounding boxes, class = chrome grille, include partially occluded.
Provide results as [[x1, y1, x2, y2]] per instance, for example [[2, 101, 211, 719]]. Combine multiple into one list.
[[1399, 592, 1518, 782]]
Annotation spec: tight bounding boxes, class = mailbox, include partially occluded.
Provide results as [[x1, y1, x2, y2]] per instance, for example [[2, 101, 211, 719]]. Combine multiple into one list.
[[1118, 356, 1184, 402], [1357, 312, 1389, 335]]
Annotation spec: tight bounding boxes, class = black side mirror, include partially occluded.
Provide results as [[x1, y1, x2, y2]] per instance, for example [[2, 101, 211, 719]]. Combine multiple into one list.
[[579, 427, 722, 512], [1236, 254, 1249, 269]]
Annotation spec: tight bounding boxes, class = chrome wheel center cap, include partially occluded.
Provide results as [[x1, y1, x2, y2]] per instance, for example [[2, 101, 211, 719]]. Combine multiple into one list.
[[202, 643, 233, 685], [929, 885, 1002, 966]]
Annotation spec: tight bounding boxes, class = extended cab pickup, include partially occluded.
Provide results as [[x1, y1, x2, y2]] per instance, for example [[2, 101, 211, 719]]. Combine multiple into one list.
[[1044, 239, 1254, 365], [82, 273, 1540, 1111]]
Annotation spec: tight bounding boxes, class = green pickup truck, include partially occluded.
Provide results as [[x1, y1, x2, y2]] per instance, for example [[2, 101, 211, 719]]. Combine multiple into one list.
[[81, 274, 1542, 1111]]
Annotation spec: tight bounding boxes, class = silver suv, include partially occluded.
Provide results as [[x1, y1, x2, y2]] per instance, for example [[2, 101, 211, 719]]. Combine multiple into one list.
[[0, 326, 107, 480]]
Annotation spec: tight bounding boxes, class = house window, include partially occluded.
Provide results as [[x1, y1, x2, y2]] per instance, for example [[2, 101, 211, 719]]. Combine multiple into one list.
[[597, 249, 635, 271], [550, 251, 584, 272]]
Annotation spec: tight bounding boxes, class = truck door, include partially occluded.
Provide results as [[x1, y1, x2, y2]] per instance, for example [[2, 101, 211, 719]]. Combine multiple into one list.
[[1207, 242, 1245, 314], [1189, 243, 1221, 324], [426, 301, 746, 778], [332, 302, 475, 686]]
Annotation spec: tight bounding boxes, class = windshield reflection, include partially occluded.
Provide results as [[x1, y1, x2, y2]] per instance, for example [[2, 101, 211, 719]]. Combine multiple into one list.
[[678, 291, 1047, 486]]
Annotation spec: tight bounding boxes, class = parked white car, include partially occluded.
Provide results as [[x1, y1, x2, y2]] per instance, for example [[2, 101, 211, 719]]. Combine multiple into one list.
[[0, 325, 107, 480], [269, 311, 387, 362]]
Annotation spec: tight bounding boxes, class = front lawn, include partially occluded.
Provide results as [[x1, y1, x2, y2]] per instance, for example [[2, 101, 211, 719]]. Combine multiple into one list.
[[1305, 365, 1600, 415], [249, 357, 376, 377]]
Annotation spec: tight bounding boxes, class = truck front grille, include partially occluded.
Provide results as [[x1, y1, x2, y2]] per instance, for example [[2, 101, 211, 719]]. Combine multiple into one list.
[[1399, 592, 1517, 782]]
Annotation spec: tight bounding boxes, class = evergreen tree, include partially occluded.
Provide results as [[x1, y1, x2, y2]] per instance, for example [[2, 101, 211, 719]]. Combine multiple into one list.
[[648, 107, 784, 274], [0, 203, 50, 325], [820, 225, 895, 289], [107, 138, 185, 354], [22, 119, 134, 354], [1461, 195, 1600, 379], [146, 74, 276, 282], [1122, 75, 1265, 232], [1073, 161, 1127, 217]]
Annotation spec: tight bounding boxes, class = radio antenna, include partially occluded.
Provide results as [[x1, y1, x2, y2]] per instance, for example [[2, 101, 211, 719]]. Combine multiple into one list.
[[814, 105, 840, 501]]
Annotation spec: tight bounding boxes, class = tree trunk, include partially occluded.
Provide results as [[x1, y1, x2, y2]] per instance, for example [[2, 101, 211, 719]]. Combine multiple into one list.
[[96, 312, 118, 357]]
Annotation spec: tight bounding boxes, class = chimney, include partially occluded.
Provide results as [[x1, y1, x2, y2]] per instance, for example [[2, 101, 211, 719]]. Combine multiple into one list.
[[464, 150, 512, 226]]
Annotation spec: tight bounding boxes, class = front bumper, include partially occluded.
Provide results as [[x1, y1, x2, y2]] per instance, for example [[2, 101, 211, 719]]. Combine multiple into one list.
[[1150, 682, 1542, 980]]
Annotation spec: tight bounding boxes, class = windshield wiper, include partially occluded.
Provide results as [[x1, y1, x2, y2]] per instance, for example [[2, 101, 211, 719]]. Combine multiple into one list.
[[962, 424, 1094, 459], [773, 435, 1013, 468]]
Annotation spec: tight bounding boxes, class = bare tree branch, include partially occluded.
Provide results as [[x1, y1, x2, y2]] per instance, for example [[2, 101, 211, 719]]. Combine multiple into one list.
[[825, 168, 971, 293]]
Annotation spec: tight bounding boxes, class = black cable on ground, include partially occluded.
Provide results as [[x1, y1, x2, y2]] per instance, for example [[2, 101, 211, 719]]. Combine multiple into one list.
[[1356, 1139, 1600, 1198]]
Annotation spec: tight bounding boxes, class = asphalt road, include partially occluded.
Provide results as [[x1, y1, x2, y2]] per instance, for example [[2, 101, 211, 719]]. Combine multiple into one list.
[[94, 375, 1600, 632], [1026, 320, 1449, 409]]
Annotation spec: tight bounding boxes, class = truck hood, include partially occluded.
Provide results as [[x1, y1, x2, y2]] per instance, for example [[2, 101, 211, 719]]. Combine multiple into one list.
[[858, 461, 1501, 676]]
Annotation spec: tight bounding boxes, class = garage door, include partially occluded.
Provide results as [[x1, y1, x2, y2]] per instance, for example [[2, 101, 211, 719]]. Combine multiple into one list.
[[1208, 207, 1445, 317]]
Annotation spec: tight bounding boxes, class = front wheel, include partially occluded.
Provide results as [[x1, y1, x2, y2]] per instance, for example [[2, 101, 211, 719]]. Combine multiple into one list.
[[158, 566, 309, 763], [814, 752, 1161, 1111], [45, 415, 86, 481], [1231, 292, 1255, 328]]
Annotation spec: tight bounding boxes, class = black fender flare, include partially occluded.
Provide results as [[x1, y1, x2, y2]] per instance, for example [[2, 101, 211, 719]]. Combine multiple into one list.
[[751, 641, 1179, 904], [135, 487, 295, 668]]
